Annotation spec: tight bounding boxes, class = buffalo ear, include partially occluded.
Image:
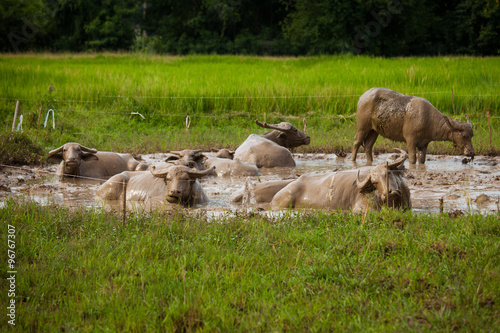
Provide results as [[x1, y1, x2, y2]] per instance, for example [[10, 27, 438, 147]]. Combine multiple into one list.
[[47, 153, 63, 163], [82, 153, 98, 161]]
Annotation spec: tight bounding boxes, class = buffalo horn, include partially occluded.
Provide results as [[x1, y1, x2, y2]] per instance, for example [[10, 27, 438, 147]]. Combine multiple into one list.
[[388, 149, 408, 170], [150, 165, 171, 177], [356, 170, 372, 191], [187, 166, 215, 179], [465, 114, 472, 125], [255, 120, 292, 132]]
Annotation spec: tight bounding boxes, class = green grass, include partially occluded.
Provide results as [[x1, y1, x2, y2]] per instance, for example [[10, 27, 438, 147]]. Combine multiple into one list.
[[0, 53, 499, 156], [0, 199, 499, 331]]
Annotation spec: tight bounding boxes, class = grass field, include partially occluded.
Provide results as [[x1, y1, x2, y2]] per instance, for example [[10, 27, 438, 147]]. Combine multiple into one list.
[[1, 53, 499, 157], [1, 199, 499, 331]]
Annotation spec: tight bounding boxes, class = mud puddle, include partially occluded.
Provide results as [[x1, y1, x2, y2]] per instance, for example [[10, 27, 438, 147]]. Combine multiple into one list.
[[1, 153, 499, 215]]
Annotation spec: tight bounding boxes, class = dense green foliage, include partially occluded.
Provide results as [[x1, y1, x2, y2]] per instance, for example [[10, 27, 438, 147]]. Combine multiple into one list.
[[1, 54, 499, 156], [1, 0, 499, 55], [1, 199, 499, 330]]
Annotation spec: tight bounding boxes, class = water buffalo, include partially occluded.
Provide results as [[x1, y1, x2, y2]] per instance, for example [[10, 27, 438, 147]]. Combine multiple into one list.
[[47, 142, 149, 179], [204, 157, 261, 177], [212, 148, 235, 159], [271, 149, 411, 211], [234, 120, 310, 168], [165, 149, 206, 170], [256, 120, 311, 149], [96, 164, 215, 206], [230, 179, 295, 204], [351, 87, 474, 164]]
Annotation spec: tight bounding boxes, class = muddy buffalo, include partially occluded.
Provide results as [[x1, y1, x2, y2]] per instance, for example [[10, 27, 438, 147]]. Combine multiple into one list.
[[47, 142, 149, 179], [272, 149, 411, 211], [96, 164, 215, 206], [234, 120, 310, 168], [351, 87, 474, 164]]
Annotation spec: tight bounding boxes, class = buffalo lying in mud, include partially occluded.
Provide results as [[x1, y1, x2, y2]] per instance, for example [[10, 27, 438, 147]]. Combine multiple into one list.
[[96, 164, 215, 206], [234, 120, 311, 168], [47, 142, 149, 180], [165, 149, 206, 170], [351, 87, 474, 164], [204, 157, 261, 177], [271, 149, 411, 212], [230, 179, 295, 204], [164, 148, 261, 177]]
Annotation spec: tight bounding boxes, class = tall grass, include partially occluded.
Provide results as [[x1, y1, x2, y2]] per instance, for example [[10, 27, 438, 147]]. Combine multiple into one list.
[[0, 53, 499, 154], [1, 199, 499, 331]]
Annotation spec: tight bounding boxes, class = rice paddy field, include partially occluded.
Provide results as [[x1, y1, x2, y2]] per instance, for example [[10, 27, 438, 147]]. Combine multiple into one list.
[[1, 54, 500, 331], [0, 53, 499, 155]]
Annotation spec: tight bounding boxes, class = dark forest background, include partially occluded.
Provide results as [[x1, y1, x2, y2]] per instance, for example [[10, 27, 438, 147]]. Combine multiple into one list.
[[1, 0, 499, 56]]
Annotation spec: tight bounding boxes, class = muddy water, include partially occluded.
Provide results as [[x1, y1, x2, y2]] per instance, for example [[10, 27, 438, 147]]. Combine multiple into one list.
[[1, 153, 499, 215]]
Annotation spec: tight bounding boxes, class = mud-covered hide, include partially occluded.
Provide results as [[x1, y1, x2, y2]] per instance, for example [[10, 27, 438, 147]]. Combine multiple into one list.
[[272, 149, 411, 211], [352, 87, 474, 164], [230, 179, 294, 204], [204, 157, 261, 177], [256, 120, 310, 149], [212, 149, 235, 159], [47, 142, 149, 179], [96, 164, 214, 206], [234, 135, 296, 168], [165, 149, 207, 170]]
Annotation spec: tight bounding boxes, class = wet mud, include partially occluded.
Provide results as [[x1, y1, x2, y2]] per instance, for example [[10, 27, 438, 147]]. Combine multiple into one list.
[[1, 153, 499, 215]]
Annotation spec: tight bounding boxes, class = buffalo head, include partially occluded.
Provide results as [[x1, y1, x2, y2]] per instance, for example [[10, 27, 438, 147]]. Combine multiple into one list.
[[47, 143, 98, 176], [355, 149, 410, 209], [150, 164, 214, 204], [213, 148, 235, 159], [445, 115, 475, 158], [165, 149, 207, 170], [256, 120, 310, 148]]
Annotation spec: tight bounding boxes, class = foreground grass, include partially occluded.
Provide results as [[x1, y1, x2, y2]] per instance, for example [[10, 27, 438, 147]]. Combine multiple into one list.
[[1, 199, 499, 331], [0, 54, 499, 156]]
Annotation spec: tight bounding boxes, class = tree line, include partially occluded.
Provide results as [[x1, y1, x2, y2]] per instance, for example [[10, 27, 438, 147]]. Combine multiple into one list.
[[2, 0, 499, 56]]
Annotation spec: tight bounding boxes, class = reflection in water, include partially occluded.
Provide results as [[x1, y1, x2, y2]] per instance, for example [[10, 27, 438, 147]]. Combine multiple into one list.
[[2, 153, 500, 216]]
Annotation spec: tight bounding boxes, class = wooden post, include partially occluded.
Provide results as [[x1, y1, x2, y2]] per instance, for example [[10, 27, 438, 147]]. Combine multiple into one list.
[[302, 117, 307, 134], [35, 104, 43, 141], [122, 179, 127, 223], [439, 197, 444, 214], [185, 115, 191, 133], [451, 88, 456, 115], [264, 112, 266, 124], [11, 100, 20, 132], [386, 162, 389, 208], [487, 111, 492, 147]]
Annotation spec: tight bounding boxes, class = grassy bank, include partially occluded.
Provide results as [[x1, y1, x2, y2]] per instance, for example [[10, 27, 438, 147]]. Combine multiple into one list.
[[1, 199, 499, 331], [0, 54, 499, 156]]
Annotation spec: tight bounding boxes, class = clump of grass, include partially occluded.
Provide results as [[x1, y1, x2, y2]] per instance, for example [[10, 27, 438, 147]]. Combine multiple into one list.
[[0, 131, 45, 165], [2, 199, 499, 331]]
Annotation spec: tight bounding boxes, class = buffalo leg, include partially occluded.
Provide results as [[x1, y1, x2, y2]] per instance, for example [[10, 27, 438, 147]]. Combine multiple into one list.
[[407, 141, 418, 164], [363, 130, 379, 163], [352, 129, 374, 161], [418, 145, 428, 164]]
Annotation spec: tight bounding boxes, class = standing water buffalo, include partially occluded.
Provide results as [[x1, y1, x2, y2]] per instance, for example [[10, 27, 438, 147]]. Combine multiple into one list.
[[271, 149, 411, 212], [351, 87, 474, 164], [234, 120, 310, 168], [96, 164, 215, 206], [47, 142, 149, 179]]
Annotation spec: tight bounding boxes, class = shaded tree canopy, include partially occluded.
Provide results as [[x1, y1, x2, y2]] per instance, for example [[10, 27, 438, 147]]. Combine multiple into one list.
[[1, 0, 499, 55]]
